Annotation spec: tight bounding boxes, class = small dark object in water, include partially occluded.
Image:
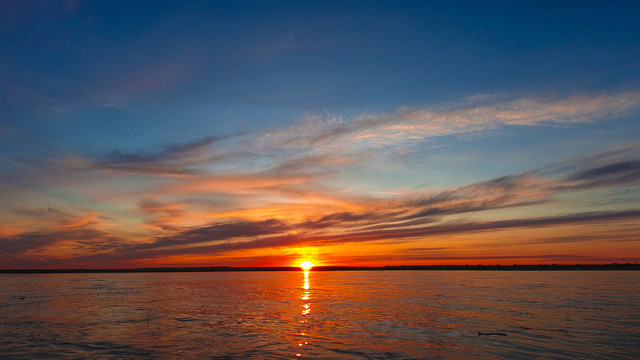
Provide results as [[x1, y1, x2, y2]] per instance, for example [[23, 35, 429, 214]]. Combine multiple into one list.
[[147, 315, 150, 328], [478, 331, 507, 336]]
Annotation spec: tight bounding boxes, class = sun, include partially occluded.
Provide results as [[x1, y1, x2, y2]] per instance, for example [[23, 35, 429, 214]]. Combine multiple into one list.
[[299, 261, 314, 271]]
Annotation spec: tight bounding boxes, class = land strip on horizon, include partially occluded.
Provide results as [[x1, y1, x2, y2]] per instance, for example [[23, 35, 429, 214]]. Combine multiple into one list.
[[2, 264, 639, 274]]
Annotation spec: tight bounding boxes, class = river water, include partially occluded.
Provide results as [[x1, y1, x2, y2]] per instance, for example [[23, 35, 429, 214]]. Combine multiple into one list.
[[1, 271, 639, 359]]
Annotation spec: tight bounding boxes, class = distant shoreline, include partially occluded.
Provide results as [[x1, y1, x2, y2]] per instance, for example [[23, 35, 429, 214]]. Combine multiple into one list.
[[1, 263, 639, 273]]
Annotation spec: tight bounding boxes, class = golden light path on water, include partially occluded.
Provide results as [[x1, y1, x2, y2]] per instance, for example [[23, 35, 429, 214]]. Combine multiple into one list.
[[296, 269, 311, 357]]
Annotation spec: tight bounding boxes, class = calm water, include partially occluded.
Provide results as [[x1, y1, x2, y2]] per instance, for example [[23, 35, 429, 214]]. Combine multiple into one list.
[[1, 271, 639, 359]]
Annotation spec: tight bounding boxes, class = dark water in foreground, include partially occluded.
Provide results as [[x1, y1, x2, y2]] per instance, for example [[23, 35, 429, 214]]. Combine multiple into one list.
[[1, 271, 639, 359]]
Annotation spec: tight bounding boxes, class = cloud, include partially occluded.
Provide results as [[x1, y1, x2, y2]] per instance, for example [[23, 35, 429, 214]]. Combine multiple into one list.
[[0, 228, 127, 256], [32, 90, 640, 186], [0, 233, 60, 255], [92, 136, 221, 177], [259, 91, 640, 150], [396, 175, 552, 221], [287, 210, 640, 248], [53, 146, 640, 263], [136, 198, 189, 230], [302, 211, 393, 230], [56, 207, 640, 266], [3, 90, 640, 267], [70, 232, 305, 264], [12, 144, 640, 263], [334, 253, 640, 264], [114, 146, 640, 260], [566, 160, 640, 187], [130, 219, 291, 251], [9, 207, 101, 232]]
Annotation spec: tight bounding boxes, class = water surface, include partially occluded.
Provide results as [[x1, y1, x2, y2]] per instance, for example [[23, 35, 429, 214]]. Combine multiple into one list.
[[1, 271, 639, 359]]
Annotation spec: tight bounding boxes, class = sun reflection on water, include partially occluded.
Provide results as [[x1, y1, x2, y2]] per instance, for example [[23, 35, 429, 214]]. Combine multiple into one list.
[[296, 269, 312, 357], [303, 270, 310, 290], [302, 270, 311, 315]]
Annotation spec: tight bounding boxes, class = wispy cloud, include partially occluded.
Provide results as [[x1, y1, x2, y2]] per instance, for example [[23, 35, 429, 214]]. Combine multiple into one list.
[[331, 253, 640, 264], [0, 227, 127, 256], [92, 136, 222, 177], [259, 91, 640, 150], [131, 219, 291, 252], [39, 90, 640, 182], [2, 91, 640, 267], [51, 208, 640, 266], [8, 206, 103, 233], [566, 160, 640, 187], [31, 146, 639, 265]]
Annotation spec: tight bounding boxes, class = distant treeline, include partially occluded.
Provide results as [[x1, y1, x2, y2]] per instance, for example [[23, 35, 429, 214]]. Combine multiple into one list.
[[1, 263, 639, 273]]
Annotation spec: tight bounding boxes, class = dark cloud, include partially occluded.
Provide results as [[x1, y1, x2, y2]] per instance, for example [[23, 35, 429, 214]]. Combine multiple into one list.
[[522, 230, 640, 246], [396, 200, 550, 229], [0, 228, 127, 256], [65, 209, 640, 265], [137, 198, 186, 230], [93, 136, 221, 176], [566, 160, 640, 187], [416, 210, 640, 239], [87, 153, 640, 263], [130, 219, 291, 251], [12, 206, 73, 218], [337, 253, 640, 264], [302, 211, 394, 229], [4, 144, 640, 268], [73, 232, 304, 264], [261, 154, 360, 181], [288, 209, 640, 248], [397, 175, 549, 223], [0, 233, 59, 255], [401, 247, 450, 252]]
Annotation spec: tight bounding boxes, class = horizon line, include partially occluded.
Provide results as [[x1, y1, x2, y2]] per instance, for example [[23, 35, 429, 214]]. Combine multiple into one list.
[[1, 263, 639, 273]]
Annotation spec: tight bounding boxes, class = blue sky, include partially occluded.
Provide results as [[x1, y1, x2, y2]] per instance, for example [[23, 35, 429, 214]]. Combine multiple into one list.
[[1, 1, 640, 268]]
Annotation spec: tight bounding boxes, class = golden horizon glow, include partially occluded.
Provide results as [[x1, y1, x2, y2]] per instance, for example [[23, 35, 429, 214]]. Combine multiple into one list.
[[299, 261, 314, 270]]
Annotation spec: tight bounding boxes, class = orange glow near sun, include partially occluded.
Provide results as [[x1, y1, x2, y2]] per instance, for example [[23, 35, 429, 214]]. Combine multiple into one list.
[[299, 261, 314, 270]]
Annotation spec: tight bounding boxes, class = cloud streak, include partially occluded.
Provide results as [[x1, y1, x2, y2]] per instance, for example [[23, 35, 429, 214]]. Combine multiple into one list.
[[92, 136, 222, 177], [2, 90, 640, 268], [566, 160, 640, 186], [20, 143, 637, 266], [54, 90, 640, 180], [56, 208, 640, 265], [259, 91, 640, 150]]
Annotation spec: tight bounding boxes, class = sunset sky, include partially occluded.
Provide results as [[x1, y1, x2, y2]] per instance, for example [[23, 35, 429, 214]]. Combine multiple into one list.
[[1, 1, 640, 269]]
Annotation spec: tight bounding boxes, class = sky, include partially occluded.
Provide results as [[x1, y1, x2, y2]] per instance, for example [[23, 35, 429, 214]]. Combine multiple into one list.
[[1, 0, 640, 269]]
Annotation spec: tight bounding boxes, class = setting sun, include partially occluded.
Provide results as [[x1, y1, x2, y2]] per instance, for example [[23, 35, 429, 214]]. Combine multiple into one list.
[[299, 261, 314, 270]]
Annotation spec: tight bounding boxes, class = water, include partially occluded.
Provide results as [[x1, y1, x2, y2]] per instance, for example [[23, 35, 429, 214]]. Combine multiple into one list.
[[1, 271, 639, 359]]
